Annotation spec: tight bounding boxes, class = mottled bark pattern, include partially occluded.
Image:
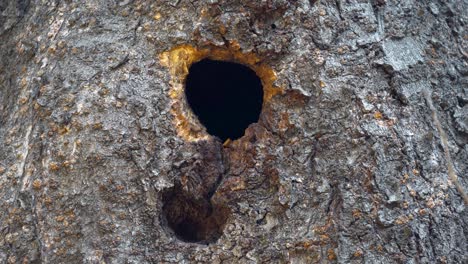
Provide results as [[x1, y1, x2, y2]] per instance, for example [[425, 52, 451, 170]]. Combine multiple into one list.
[[0, 0, 467, 263]]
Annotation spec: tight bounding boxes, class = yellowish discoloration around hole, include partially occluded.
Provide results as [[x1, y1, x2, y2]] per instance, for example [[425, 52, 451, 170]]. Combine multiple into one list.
[[159, 44, 283, 142]]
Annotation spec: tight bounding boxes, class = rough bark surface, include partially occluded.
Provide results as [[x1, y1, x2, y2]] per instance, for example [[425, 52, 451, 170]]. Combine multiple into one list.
[[0, 0, 467, 263]]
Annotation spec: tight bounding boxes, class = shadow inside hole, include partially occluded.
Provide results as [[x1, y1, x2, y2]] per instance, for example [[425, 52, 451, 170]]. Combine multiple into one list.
[[162, 185, 229, 244], [185, 59, 264, 142]]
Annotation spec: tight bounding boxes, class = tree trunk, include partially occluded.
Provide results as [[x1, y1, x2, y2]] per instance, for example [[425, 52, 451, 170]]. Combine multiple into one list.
[[0, 0, 467, 263]]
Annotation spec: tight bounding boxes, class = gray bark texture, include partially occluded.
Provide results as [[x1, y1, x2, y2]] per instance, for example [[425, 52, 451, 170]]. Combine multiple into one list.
[[0, 0, 467, 263]]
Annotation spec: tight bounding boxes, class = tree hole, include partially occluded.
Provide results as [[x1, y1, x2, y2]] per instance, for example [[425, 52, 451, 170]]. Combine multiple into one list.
[[162, 185, 229, 244], [185, 59, 264, 142]]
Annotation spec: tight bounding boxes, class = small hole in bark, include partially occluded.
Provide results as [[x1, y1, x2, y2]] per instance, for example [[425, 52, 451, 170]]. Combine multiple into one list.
[[185, 59, 263, 142], [271, 23, 277, 29], [162, 185, 229, 244]]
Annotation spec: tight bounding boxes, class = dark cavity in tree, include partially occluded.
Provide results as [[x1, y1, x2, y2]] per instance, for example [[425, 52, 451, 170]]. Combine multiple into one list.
[[185, 59, 264, 141], [162, 185, 229, 244]]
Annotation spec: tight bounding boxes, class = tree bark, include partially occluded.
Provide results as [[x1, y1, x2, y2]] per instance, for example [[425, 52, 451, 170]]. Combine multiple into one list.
[[0, 0, 467, 263]]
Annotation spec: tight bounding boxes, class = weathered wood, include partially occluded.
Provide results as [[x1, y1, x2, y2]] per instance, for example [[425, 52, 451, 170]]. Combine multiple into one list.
[[0, 0, 467, 263]]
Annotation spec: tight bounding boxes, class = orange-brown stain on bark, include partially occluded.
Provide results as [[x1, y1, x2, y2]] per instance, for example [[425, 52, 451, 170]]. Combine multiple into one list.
[[159, 44, 283, 142]]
